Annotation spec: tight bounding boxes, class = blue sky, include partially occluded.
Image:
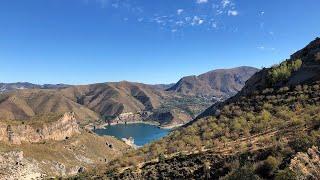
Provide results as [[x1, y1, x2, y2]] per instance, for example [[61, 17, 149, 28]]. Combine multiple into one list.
[[0, 0, 319, 85]]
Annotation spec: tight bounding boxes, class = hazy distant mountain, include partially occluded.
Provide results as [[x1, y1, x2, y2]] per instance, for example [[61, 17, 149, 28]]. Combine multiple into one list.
[[167, 66, 259, 98], [0, 82, 41, 92], [149, 83, 175, 90], [0, 82, 71, 93]]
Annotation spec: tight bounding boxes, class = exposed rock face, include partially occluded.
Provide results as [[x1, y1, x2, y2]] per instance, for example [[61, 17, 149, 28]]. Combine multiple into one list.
[[109, 110, 192, 127], [121, 137, 138, 149], [0, 131, 129, 178], [0, 151, 44, 180], [114, 111, 151, 123], [0, 112, 80, 145]]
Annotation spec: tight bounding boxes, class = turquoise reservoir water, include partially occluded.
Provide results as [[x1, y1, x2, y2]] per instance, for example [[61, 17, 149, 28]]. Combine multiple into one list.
[[94, 123, 170, 146]]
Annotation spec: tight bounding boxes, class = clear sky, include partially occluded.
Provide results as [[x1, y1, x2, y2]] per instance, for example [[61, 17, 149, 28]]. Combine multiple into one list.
[[0, 0, 319, 85]]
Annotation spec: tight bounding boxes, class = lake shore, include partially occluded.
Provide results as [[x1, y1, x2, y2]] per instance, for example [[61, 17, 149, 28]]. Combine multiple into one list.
[[88, 120, 183, 131]]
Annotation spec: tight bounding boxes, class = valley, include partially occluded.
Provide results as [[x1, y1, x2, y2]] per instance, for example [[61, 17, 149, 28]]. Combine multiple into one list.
[[1, 0, 319, 179], [74, 38, 320, 179], [2, 37, 320, 179], [0, 66, 257, 179]]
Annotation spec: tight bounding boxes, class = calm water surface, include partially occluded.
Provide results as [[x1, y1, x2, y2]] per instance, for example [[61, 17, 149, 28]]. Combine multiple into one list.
[[94, 123, 170, 146]]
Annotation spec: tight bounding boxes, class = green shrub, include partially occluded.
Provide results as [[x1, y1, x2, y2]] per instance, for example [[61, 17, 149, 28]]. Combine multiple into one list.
[[256, 156, 280, 178], [289, 134, 314, 152], [222, 165, 261, 180], [275, 168, 297, 180], [268, 59, 302, 85], [158, 153, 166, 163]]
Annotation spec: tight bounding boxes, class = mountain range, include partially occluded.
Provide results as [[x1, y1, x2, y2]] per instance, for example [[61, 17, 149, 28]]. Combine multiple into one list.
[[0, 66, 258, 127]]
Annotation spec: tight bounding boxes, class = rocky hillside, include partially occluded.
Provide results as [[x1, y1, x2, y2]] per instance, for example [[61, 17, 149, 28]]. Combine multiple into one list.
[[200, 37, 320, 119], [85, 38, 320, 179], [240, 38, 320, 96], [0, 131, 129, 178], [0, 112, 80, 145], [167, 66, 259, 98], [0, 113, 129, 178]]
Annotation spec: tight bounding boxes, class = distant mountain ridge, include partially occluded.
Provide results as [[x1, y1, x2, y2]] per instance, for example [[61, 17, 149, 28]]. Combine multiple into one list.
[[0, 82, 71, 93], [167, 66, 259, 98], [0, 66, 258, 126]]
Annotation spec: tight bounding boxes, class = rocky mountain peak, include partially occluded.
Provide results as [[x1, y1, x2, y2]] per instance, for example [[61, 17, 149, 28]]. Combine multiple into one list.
[[291, 37, 320, 61]]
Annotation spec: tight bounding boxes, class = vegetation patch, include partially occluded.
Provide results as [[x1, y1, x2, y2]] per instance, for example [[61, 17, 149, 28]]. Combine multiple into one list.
[[267, 59, 302, 85]]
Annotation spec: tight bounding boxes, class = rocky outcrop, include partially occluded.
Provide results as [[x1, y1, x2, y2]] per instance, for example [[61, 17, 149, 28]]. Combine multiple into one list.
[[0, 151, 44, 180], [0, 131, 129, 178], [112, 111, 151, 124], [109, 110, 191, 126], [290, 146, 320, 179], [121, 137, 138, 149], [0, 112, 80, 145]]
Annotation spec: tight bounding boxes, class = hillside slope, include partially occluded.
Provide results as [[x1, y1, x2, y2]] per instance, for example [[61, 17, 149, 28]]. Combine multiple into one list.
[[200, 37, 320, 119], [167, 66, 258, 97], [0, 89, 99, 122], [60, 81, 165, 118]]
